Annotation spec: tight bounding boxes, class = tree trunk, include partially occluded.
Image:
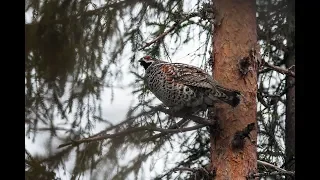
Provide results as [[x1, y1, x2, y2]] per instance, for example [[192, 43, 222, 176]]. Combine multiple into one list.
[[284, 0, 295, 176], [210, 0, 258, 179], [284, 44, 295, 177]]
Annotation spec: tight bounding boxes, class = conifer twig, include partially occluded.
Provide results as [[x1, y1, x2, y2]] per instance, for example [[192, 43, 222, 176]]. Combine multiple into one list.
[[26, 1, 128, 26], [90, 104, 211, 139], [138, 12, 200, 50]]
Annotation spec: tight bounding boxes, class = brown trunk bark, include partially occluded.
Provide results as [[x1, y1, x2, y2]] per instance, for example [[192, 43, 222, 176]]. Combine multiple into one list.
[[284, 0, 295, 176], [210, 0, 258, 179]]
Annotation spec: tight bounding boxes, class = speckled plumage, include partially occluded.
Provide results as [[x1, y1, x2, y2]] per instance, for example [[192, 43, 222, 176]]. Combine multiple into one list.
[[139, 56, 241, 112]]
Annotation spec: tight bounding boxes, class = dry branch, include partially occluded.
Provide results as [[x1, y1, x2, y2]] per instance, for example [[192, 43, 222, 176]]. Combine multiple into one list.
[[138, 22, 180, 50], [261, 59, 295, 77], [257, 160, 293, 174]]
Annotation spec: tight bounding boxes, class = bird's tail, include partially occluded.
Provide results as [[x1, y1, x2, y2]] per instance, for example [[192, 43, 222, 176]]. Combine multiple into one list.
[[215, 85, 241, 107]]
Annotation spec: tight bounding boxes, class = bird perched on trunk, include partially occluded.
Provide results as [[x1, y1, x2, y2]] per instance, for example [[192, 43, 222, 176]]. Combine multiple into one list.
[[138, 55, 241, 113]]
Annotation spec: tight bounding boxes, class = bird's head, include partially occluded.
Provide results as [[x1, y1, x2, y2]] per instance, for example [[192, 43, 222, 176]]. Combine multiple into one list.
[[138, 55, 158, 70]]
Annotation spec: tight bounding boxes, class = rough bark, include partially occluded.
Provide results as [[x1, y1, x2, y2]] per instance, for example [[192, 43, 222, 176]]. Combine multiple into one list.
[[210, 0, 258, 179], [284, 0, 295, 176]]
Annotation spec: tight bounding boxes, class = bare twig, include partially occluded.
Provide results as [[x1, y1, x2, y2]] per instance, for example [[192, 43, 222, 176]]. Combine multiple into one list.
[[57, 124, 205, 149], [138, 22, 180, 50], [138, 13, 199, 50], [261, 59, 295, 77]]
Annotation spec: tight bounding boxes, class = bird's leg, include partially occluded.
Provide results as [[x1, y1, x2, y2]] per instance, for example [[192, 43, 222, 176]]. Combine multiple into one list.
[[168, 107, 193, 131], [173, 118, 183, 133], [165, 106, 182, 130]]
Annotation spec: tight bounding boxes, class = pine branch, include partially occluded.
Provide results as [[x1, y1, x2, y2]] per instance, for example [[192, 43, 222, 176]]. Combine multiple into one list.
[[156, 166, 214, 180], [26, 1, 136, 26], [88, 104, 212, 143], [138, 12, 200, 50], [57, 124, 205, 149], [261, 59, 295, 77]]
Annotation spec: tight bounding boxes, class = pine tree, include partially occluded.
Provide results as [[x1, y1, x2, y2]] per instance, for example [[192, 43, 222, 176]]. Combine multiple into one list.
[[210, 0, 258, 179]]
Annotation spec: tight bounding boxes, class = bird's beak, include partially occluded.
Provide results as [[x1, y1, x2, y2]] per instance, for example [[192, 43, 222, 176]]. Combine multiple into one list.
[[138, 59, 143, 62]]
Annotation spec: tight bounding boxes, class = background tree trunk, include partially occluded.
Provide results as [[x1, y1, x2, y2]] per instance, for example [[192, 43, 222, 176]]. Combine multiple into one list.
[[210, 0, 258, 179], [284, 0, 295, 177]]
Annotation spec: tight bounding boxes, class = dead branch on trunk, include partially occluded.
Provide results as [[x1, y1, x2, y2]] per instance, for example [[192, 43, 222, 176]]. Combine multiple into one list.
[[232, 123, 255, 150]]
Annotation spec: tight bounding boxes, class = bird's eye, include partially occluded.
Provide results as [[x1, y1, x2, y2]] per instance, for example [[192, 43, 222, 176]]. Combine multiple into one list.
[[144, 56, 151, 60]]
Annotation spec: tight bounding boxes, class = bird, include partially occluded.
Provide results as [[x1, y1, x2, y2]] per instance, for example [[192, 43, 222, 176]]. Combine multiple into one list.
[[138, 55, 241, 113]]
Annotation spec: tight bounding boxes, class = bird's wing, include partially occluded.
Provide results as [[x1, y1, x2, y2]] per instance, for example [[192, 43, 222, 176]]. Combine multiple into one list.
[[156, 62, 216, 89]]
